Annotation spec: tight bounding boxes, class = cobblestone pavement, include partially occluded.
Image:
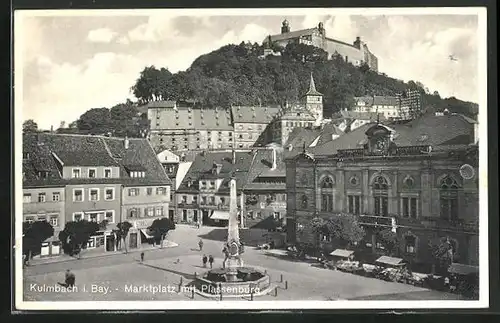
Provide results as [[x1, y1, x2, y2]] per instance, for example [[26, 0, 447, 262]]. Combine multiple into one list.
[[22, 225, 462, 302]]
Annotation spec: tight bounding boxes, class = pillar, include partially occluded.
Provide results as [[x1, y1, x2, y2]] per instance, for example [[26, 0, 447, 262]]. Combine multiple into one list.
[[336, 169, 345, 212], [362, 169, 370, 213], [420, 169, 432, 218], [390, 171, 398, 215]]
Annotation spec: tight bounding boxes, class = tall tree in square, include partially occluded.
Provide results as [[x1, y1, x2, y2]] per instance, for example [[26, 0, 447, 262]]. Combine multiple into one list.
[[23, 220, 54, 265], [114, 221, 133, 254], [149, 218, 176, 249], [58, 220, 100, 259]]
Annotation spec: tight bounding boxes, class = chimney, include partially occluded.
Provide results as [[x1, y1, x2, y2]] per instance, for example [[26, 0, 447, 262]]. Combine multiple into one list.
[[232, 149, 236, 164], [50, 125, 54, 133], [271, 147, 277, 170], [124, 136, 129, 149]]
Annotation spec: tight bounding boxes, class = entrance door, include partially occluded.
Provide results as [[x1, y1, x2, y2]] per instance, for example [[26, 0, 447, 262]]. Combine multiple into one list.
[[202, 210, 210, 225], [193, 210, 198, 223], [106, 235, 115, 252], [169, 210, 174, 222], [129, 233, 138, 249]]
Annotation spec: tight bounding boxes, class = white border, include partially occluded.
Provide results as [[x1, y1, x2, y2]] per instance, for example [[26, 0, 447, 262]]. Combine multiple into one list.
[[14, 7, 488, 310]]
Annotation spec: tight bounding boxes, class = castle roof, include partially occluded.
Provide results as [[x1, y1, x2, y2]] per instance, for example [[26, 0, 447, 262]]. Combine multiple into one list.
[[264, 28, 317, 44]]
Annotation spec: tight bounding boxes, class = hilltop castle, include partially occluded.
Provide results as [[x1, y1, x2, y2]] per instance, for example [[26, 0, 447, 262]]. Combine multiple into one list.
[[263, 19, 378, 72]]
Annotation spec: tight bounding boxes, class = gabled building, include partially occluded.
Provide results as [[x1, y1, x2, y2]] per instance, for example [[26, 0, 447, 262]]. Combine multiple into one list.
[[231, 105, 280, 148], [22, 133, 172, 256], [242, 146, 287, 230], [285, 114, 478, 271], [175, 150, 254, 226]]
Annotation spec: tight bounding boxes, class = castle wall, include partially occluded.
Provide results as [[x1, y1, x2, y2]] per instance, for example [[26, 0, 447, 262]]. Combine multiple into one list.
[[325, 40, 364, 66]]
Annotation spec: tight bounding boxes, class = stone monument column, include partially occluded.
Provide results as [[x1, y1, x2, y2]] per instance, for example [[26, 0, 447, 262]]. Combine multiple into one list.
[[223, 177, 244, 281]]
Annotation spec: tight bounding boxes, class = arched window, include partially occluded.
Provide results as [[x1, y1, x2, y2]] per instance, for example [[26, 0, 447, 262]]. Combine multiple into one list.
[[320, 176, 334, 212], [440, 176, 459, 221], [372, 176, 389, 216], [301, 195, 308, 209]]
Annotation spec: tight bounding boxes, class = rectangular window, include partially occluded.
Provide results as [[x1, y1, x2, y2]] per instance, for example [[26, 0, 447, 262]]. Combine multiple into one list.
[[89, 189, 99, 201], [156, 187, 167, 195], [128, 188, 139, 196], [201, 196, 207, 205], [25, 216, 35, 224], [73, 189, 83, 202], [321, 194, 333, 212], [105, 188, 114, 201], [147, 187, 153, 195], [129, 208, 138, 218], [181, 195, 187, 203], [73, 212, 83, 221], [104, 168, 112, 178], [348, 195, 361, 215], [402, 197, 418, 218], [49, 216, 58, 227], [52, 192, 60, 202], [209, 196, 215, 205], [147, 207, 154, 217], [155, 207, 164, 216], [38, 193, 46, 203], [37, 215, 47, 222], [88, 169, 96, 178], [105, 211, 114, 224], [72, 168, 81, 178], [23, 193, 31, 203], [193, 196, 198, 204], [374, 196, 388, 216], [88, 213, 99, 222]]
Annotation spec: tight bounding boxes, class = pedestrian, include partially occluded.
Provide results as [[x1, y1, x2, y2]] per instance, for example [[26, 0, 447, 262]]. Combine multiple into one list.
[[140, 252, 145, 263], [202, 254, 208, 268], [65, 269, 75, 287], [198, 239, 204, 251], [208, 255, 214, 269]]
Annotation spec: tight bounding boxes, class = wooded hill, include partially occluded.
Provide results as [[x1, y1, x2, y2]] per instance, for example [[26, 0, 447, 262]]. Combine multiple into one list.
[[131, 42, 478, 119], [50, 42, 477, 137]]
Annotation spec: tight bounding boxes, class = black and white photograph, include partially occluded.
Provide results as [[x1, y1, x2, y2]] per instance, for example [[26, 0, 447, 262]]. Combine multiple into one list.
[[14, 7, 488, 310]]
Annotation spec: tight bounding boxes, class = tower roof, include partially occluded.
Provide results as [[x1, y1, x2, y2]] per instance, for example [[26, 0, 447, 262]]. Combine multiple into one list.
[[305, 73, 323, 96]]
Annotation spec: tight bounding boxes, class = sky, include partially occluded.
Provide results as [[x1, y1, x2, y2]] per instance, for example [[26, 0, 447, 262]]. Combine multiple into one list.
[[16, 9, 484, 130]]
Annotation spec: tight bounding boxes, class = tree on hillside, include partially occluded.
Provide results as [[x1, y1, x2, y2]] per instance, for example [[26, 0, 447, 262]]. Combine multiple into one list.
[[23, 220, 54, 265], [76, 108, 112, 135], [113, 221, 133, 254], [149, 218, 176, 249], [58, 220, 100, 259], [23, 119, 39, 133]]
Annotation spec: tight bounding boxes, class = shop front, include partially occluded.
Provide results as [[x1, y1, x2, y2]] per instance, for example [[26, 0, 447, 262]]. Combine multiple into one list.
[[130, 218, 157, 247]]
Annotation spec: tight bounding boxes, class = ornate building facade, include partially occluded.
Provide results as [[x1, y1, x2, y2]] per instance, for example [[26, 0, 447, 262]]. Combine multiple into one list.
[[285, 115, 479, 270]]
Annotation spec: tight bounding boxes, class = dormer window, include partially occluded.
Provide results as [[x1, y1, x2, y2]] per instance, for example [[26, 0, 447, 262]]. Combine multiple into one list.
[[72, 168, 81, 178], [88, 169, 96, 178], [38, 171, 49, 179], [104, 168, 112, 178]]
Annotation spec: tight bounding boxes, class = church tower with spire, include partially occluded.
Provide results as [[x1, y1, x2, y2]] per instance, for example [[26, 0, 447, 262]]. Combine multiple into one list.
[[302, 73, 324, 126]]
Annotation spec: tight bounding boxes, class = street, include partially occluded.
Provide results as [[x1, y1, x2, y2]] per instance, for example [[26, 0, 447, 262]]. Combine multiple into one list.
[[23, 225, 463, 302]]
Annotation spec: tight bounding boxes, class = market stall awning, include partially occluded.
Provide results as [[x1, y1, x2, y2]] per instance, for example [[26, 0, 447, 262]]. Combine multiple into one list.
[[448, 263, 479, 275], [375, 256, 405, 266], [140, 228, 154, 239], [330, 249, 355, 258], [210, 211, 230, 220]]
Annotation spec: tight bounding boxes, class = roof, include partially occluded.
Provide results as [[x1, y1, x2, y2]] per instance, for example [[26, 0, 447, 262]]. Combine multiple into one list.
[[330, 249, 355, 258], [243, 148, 286, 191], [147, 100, 178, 108], [341, 110, 387, 121], [354, 96, 401, 107], [265, 28, 317, 43], [23, 133, 171, 187], [283, 127, 322, 159], [310, 122, 376, 156], [276, 104, 316, 121], [193, 108, 233, 130], [176, 151, 254, 194], [448, 263, 479, 275], [375, 256, 405, 266], [305, 73, 323, 96], [231, 106, 280, 124]]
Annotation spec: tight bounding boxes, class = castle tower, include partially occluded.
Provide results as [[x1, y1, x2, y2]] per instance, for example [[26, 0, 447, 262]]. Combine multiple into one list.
[[281, 19, 290, 34], [303, 73, 323, 126]]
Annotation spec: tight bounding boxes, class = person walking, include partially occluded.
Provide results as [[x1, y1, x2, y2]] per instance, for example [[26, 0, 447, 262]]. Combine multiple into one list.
[[202, 254, 208, 268], [65, 269, 75, 287], [198, 239, 204, 251], [208, 255, 214, 269], [140, 252, 145, 263], [222, 246, 229, 269]]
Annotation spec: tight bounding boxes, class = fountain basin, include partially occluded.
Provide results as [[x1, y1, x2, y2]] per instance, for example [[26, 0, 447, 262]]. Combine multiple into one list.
[[194, 267, 271, 296]]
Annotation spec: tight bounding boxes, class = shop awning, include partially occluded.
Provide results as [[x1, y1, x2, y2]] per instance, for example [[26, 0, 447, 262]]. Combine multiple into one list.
[[375, 256, 405, 266], [210, 211, 230, 220], [330, 249, 355, 258], [140, 228, 155, 239], [448, 263, 479, 276]]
